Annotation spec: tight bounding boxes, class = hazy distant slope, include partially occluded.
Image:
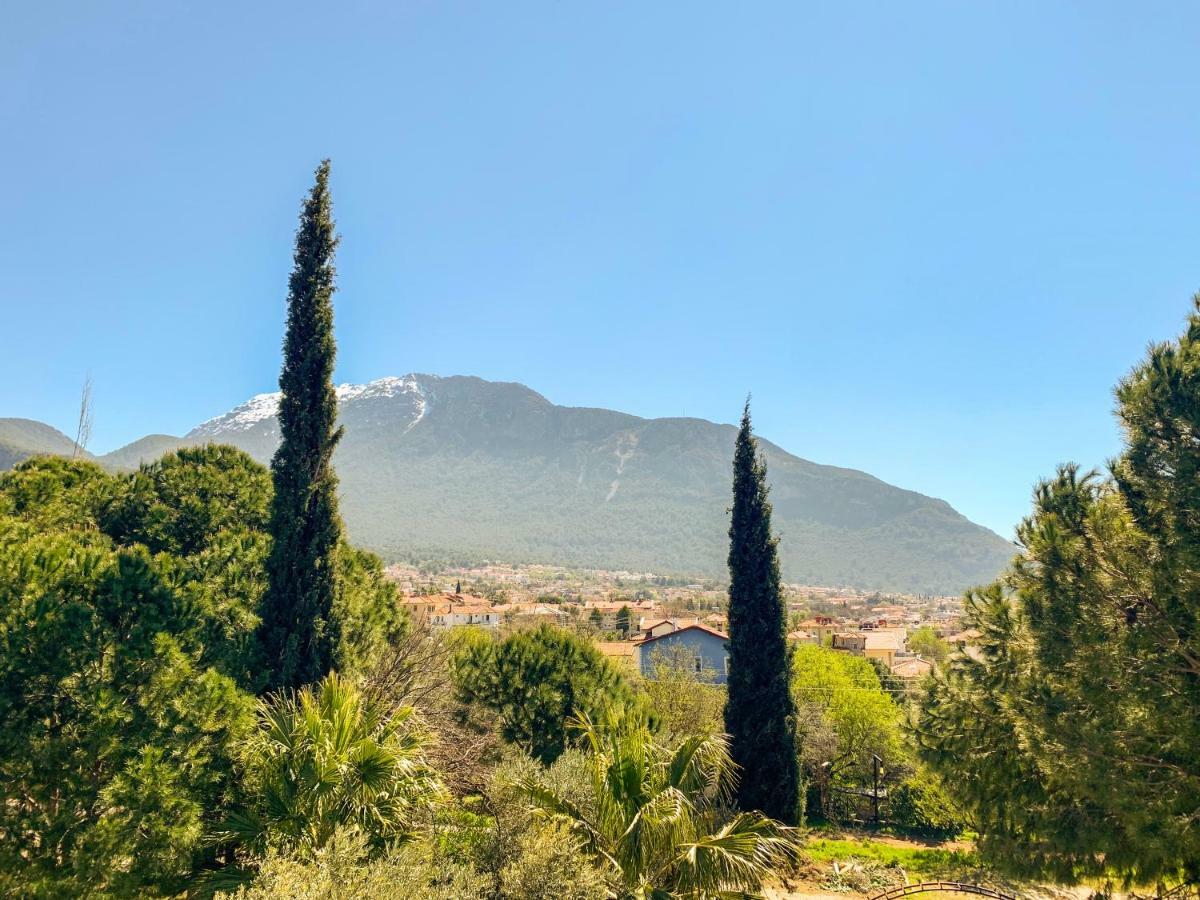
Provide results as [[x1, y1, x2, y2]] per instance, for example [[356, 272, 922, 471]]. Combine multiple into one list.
[[98, 435, 190, 470], [0, 418, 87, 470], [175, 374, 1014, 593]]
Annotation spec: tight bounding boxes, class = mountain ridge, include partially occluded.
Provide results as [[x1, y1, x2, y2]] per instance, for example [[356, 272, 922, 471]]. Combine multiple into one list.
[[3, 375, 1015, 593]]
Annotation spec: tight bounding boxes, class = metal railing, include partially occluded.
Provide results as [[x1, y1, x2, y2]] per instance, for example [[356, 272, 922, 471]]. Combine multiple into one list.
[[868, 882, 1018, 900]]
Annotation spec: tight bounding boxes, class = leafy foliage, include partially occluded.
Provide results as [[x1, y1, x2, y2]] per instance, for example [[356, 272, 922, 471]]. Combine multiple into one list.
[[906, 625, 950, 664], [214, 828, 487, 900], [792, 644, 907, 821], [638, 644, 726, 743], [887, 769, 965, 838], [452, 624, 639, 764], [431, 752, 608, 899], [220, 673, 444, 863], [0, 459, 255, 897], [333, 545, 408, 676], [258, 159, 346, 692], [0, 447, 404, 896], [520, 715, 801, 898], [723, 402, 802, 824], [916, 296, 1200, 884], [615, 603, 631, 636], [102, 444, 272, 554], [0, 453, 117, 529]]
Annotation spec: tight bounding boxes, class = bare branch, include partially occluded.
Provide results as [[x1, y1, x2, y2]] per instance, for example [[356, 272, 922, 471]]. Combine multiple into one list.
[[71, 374, 94, 459]]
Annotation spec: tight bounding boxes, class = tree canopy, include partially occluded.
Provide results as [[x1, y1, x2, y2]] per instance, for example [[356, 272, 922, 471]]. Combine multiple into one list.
[[451, 624, 638, 764], [916, 296, 1200, 884], [0, 447, 404, 896], [792, 644, 907, 820], [0, 456, 256, 896]]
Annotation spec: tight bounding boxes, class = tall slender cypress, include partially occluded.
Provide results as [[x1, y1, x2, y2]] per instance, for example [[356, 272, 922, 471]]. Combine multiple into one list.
[[257, 160, 344, 692], [722, 400, 802, 824]]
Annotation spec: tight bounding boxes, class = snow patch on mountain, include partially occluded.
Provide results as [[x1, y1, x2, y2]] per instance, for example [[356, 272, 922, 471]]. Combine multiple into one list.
[[334, 376, 423, 404], [191, 391, 282, 435], [189, 376, 428, 437]]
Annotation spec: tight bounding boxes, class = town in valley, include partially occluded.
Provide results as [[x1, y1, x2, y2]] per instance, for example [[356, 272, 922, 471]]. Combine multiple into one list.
[[387, 561, 963, 688]]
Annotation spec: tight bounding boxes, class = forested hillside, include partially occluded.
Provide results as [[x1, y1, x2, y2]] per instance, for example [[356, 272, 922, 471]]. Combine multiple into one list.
[[19, 374, 1018, 593]]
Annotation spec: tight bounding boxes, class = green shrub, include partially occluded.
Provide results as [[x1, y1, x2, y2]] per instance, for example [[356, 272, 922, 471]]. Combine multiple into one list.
[[215, 828, 486, 900], [452, 625, 639, 763], [417, 751, 605, 899], [888, 770, 966, 837], [221, 674, 444, 859]]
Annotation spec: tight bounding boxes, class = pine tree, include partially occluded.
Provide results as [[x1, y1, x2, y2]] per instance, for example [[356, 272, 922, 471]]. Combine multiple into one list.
[[916, 295, 1200, 882], [723, 400, 802, 824], [257, 160, 345, 692]]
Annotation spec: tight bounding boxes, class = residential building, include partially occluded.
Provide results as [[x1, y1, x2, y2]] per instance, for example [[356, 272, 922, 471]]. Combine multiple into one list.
[[831, 630, 904, 668], [794, 616, 838, 645], [399, 596, 442, 625], [595, 640, 640, 674], [635, 625, 730, 685], [635, 617, 700, 641], [422, 593, 502, 629], [890, 655, 934, 680]]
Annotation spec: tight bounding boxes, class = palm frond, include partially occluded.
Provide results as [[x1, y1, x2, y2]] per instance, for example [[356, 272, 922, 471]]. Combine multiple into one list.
[[673, 812, 801, 895]]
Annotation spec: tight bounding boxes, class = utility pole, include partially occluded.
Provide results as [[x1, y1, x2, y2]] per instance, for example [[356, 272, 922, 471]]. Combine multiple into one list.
[[872, 754, 882, 825]]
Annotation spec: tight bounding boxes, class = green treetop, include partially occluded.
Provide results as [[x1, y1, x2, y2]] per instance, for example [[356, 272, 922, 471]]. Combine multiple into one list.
[[452, 624, 639, 764]]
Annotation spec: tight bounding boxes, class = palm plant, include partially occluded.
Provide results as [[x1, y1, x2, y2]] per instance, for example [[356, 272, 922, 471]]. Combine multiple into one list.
[[223, 672, 445, 857], [520, 716, 800, 899]]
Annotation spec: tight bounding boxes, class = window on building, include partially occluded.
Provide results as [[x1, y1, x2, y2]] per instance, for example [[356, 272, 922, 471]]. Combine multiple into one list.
[[694, 655, 703, 674]]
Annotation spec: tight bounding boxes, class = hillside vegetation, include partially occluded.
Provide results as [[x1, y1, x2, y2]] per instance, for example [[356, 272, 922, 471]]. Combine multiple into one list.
[[3, 376, 1014, 593]]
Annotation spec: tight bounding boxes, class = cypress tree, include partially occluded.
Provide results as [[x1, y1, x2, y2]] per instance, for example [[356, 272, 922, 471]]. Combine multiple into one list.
[[257, 160, 345, 692], [615, 604, 631, 636], [723, 400, 802, 824]]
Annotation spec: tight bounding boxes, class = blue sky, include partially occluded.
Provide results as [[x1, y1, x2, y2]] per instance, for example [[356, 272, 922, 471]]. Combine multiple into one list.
[[3, 2, 1198, 539]]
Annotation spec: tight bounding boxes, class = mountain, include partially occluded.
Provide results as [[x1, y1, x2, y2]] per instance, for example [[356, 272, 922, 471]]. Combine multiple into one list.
[[99, 434, 190, 470], [0, 418, 89, 470], [11, 375, 1016, 593]]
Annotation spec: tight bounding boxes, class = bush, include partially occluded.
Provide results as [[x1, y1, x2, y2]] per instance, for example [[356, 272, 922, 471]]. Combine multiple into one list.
[[215, 828, 486, 900], [888, 769, 966, 837], [637, 644, 725, 741], [497, 820, 607, 900], [222, 674, 444, 859], [417, 751, 605, 899], [451, 625, 639, 763]]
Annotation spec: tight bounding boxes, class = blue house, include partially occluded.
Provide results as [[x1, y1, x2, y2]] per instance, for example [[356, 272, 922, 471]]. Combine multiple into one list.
[[634, 624, 730, 685]]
